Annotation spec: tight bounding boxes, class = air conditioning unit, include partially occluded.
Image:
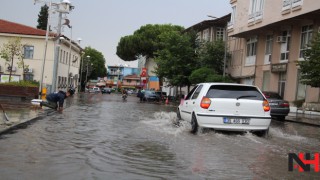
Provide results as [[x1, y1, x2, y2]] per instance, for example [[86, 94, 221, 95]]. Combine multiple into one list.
[[277, 36, 287, 43], [24, 68, 33, 73], [7, 66, 16, 72]]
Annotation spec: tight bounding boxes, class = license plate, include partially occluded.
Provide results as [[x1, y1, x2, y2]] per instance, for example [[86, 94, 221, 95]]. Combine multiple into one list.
[[223, 117, 250, 124], [269, 102, 278, 106]]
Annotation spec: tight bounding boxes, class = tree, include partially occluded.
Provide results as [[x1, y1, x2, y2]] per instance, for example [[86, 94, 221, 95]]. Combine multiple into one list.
[[116, 24, 184, 61], [37, 4, 49, 30], [154, 31, 198, 92], [79, 47, 106, 86], [0, 38, 26, 82], [299, 32, 320, 87], [198, 40, 226, 75]]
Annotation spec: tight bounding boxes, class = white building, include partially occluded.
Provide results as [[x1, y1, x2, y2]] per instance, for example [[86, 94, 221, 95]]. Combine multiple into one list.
[[0, 19, 82, 93]]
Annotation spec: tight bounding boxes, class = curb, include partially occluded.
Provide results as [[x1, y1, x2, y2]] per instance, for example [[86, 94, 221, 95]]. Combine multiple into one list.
[[275, 116, 320, 127], [0, 116, 41, 136]]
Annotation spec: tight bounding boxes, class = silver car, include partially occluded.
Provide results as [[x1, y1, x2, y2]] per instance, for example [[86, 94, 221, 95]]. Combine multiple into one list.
[[177, 83, 271, 136]]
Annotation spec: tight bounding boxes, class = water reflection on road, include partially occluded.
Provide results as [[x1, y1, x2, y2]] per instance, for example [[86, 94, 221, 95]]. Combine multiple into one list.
[[0, 93, 319, 179]]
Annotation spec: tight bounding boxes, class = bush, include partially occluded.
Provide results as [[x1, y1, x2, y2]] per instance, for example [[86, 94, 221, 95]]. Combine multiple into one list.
[[1, 80, 39, 87]]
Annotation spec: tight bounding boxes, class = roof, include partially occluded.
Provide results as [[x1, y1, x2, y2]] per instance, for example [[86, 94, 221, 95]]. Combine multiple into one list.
[[0, 19, 49, 36], [185, 14, 231, 32], [123, 74, 140, 79]]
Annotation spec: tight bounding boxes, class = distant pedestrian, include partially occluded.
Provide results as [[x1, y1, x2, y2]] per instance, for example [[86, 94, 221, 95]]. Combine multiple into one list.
[[140, 89, 145, 102]]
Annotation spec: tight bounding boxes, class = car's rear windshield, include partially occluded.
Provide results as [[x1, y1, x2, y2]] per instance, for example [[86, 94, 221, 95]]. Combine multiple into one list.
[[206, 85, 264, 100]]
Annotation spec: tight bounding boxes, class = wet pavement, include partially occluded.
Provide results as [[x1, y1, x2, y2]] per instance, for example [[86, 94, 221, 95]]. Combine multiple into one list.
[[0, 93, 319, 179]]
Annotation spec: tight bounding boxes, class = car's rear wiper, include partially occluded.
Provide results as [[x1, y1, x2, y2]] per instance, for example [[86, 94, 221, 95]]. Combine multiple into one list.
[[236, 95, 257, 100]]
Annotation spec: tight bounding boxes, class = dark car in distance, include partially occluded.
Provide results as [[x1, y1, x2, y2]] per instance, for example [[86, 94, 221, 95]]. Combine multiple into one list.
[[144, 90, 160, 102], [101, 87, 112, 94], [263, 91, 290, 120]]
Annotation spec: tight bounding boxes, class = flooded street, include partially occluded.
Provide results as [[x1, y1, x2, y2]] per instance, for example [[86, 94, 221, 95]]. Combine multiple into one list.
[[0, 94, 319, 179]]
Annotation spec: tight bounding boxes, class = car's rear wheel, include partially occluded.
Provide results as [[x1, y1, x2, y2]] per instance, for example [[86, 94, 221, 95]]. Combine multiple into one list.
[[257, 128, 269, 138], [191, 113, 198, 134]]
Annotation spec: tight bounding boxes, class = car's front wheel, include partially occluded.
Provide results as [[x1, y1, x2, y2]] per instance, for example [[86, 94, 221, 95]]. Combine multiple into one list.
[[191, 113, 198, 134]]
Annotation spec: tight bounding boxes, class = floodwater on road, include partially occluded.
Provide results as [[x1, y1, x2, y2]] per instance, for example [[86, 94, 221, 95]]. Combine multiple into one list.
[[0, 93, 319, 180]]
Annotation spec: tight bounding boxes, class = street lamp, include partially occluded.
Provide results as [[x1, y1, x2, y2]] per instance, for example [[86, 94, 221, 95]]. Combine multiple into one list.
[[66, 26, 72, 89], [84, 56, 91, 85], [51, 0, 74, 93]]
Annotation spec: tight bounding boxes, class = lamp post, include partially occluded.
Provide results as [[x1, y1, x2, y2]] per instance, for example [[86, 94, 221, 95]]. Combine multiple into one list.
[[77, 38, 84, 93], [66, 26, 72, 89], [84, 56, 91, 86], [38, 1, 52, 99], [51, 0, 74, 93]]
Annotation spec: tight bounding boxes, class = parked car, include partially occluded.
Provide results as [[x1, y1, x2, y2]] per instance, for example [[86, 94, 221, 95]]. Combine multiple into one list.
[[143, 90, 160, 102], [177, 83, 271, 136], [88, 87, 100, 93], [101, 87, 112, 94], [262, 91, 290, 120], [155, 91, 167, 101]]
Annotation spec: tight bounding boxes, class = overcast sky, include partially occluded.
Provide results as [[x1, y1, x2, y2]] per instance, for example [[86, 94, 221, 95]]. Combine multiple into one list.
[[1, 0, 231, 67]]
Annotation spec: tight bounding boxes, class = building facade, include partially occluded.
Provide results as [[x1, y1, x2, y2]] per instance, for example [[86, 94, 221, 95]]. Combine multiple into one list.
[[0, 19, 82, 93], [106, 65, 139, 89], [227, 0, 320, 103]]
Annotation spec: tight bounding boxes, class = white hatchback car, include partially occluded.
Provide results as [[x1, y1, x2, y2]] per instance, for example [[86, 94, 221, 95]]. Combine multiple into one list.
[[177, 83, 271, 135]]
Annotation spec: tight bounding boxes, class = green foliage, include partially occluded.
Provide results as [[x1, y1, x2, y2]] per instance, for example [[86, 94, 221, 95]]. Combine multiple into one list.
[[198, 40, 226, 74], [189, 67, 233, 84], [154, 31, 198, 87], [1, 80, 39, 87], [0, 37, 26, 82], [116, 24, 184, 61], [81, 47, 107, 81], [299, 32, 320, 87], [189, 67, 215, 84], [37, 4, 49, 30]]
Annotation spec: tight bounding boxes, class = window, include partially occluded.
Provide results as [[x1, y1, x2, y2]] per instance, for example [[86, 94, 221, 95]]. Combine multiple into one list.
[[249, 0, 264, 22], [246, 36, 257, 65], [24, 46, 34, 59], [206, 85, 264, 100], [191, 85, 203, 100], [228, 5, 237, 28], [280, 30, 291, 62], [264, 35, 273, 64], [299, 25, 313, 58], [278, 72, 286, 98], [262, 71, 270, 91], [185, 85, 198, 100], [282, 0, 292, 11], [202, 29, 210, 41], [216, 27, 225, 40], [127, 79, 132, 83], [296, 69, 306, 100]]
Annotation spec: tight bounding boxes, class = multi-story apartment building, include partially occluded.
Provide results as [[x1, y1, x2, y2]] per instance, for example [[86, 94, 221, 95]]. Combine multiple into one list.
[[106, 65, 139, 88], [0, 19, 82, 93], [228, 0, 320, 104]]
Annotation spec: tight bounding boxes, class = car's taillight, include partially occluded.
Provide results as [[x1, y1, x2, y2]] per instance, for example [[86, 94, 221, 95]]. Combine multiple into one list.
[[263, 100, 270, 112], [200, 97, 211, 109], [280, 102, 289, 107]]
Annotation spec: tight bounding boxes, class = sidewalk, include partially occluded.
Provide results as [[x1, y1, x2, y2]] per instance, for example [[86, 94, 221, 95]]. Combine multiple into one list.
[[0, 108, 41, 135]]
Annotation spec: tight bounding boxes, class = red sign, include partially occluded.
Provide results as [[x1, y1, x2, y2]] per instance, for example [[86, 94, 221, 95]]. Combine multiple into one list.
[[140, 68, 147, 77]]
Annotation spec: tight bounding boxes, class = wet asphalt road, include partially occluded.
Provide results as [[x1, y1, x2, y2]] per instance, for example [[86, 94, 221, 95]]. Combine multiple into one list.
[[0, 93, 319, 180]]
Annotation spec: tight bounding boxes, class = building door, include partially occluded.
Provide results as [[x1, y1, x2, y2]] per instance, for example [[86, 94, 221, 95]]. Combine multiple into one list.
[[262, 71, 270, 91], [296, 69, 306, 100], [278, 72, 286, 98]]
